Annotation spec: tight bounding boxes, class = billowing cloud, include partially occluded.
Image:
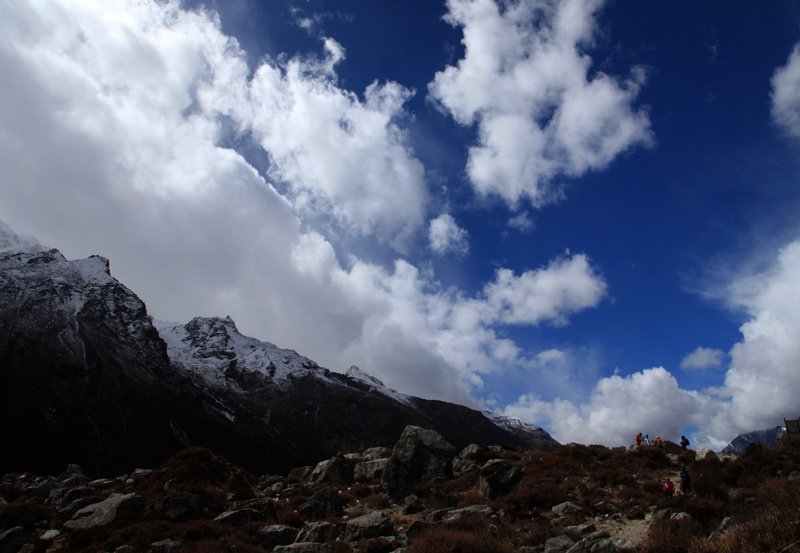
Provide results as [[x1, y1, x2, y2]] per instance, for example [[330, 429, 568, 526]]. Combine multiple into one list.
[[505, 367, 714, 447], [771, 42, 800, 138], [0, 0, 606, 407], [429, 213, 469, 255], [485, 254, 607, 326], [680, 347, 725, 370], [506, 237, 800, 449], [428, 0, 652, 206]]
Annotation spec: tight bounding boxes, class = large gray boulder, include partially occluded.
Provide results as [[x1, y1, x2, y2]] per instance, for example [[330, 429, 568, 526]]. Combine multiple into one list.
[[256, 524, 298, 549], [342, 511, 393, 542], [297, 487, 344, 519], [354, 459, 388, 482], [308, 456, 354, 485], [295, 521, 339, 543], [382, 426, 457, 499], [479, 459, 521, 499], [63, 493, 144, 530], [452, 444, 495, 476]]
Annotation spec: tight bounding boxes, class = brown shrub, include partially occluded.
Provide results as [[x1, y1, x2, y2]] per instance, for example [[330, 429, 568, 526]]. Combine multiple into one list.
[[357, 537, 397, 553], [407, 527, 513, 553], [637, 517, 706, 553], [363, 493, 391, 509]]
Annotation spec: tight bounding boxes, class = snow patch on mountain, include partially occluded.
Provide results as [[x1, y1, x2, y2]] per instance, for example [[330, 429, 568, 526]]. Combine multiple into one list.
[[346, 365, 412, 405], [485, 412, 542, 435], [155, 316, 332, 390], [0, 221, 44, 254]]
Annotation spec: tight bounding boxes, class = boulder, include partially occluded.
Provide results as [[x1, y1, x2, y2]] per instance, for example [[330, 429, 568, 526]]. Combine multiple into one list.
[[403, 494, 423, 515], [440, 505, 494, 523], [362, 447, 391, 461], [288, 466, 313, 482], [405, 520, 433, 542], [63, 493, 143, 530], [273, 544, 332, 553], [297, 487, 344, 519], [343, 511, 393, 542], [544, 535, 576, 553], [354, 459, 388, 482], [479, 459, 521, 499], [147, 491, 205, 521], [295, 521, 338, 543], [257, 524, 298, 549], [382, 426, 457, 499], [213, 508, 262, 526], [308, 457, 354, 486], [551, 501, 584, 517], [150, 539, 182, 552], [452, 444, 495, 476]]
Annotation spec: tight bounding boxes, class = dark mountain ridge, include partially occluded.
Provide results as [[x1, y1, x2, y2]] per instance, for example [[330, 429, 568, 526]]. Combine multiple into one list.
[[0, 224, 557, 477]]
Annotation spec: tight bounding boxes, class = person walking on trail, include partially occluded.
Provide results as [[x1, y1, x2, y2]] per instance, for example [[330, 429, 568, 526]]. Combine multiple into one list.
[[635, 432, 643, 446], [655, 435, 664, 448], [644, 434, 651, 445], [680, 435, 690, 450], [680, 466, 692, 494]]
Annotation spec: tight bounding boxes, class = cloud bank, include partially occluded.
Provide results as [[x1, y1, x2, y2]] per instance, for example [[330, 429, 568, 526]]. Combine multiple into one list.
[[429, 0, 652, 206], [505, 236, 800, 449], [0, 0, 606, 406]]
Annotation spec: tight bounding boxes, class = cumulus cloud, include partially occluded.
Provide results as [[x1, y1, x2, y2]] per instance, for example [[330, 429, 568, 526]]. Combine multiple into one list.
[[0, 0, 608, 406], [485, 254, 607, 326], [429, 213, 469, 255], [505, 367, 715, 446], [680, 347, 725, 370], [505, 237, 800, 449], [429, 0, 651, 206], [771, 42, 800, 138]]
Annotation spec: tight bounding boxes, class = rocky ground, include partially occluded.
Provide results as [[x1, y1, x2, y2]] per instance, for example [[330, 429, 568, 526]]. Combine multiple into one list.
[[1, 426, 799, 553]]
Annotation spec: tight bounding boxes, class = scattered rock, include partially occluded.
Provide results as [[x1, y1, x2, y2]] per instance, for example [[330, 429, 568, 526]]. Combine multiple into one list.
[[273, 544, 332, 553], [354, 458, 388, 482], [297, 487, 344, 519], [343, 511, 393, 542], [382, 426, 457, 500], [362, 447, 391, 461], [479, 459, 521, 499], [564, 523, 597, 539], [552, 501, 584, 517], [295, 521, 339, 543], [544, 535, 576, 553], [213, 508, 261, 526], [150, 539, 182, 552], [403, 494, 423, 515], [288, 466, 313, 482], [452, 444, 494, 476], [308, 456, 354, 485], [257, 524, 298, 548], [40, 529, 61, 541], [63, 493, 144, 530], [405, 520, 433, 542]]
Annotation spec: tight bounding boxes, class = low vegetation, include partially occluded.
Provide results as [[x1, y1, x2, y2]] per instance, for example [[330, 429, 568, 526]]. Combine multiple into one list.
[[1, 440, 799, 552]]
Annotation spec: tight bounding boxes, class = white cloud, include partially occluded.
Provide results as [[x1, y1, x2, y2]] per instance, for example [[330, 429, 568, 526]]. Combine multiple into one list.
[[680, 347, 725, 370], [0, 0, 608, 407], [771, 42, 800, 138], [485, 253, 607, 326], [429, 0, 651, 206], [505, 367, 715, 447], [505, 237, 800, 450], [429, 213, 469, 255], [507, 211, 535, 232]]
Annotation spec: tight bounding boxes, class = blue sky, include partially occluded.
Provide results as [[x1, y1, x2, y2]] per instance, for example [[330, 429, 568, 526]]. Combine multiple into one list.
[[2, 0, 800, 449]]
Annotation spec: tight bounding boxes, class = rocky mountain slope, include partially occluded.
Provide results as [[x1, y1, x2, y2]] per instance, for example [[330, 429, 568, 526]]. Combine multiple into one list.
[[0, 223, 556, 478], [2, 427, 799, 553]]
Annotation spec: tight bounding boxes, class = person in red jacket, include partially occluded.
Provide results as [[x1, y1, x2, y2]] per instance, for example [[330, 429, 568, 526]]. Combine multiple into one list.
[[662, 478, 675, 495], [635, 432, 643, 446]]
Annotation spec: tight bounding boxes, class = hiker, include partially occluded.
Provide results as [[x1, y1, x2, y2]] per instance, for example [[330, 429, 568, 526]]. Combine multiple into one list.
[[679, 466, 692, 494], [655, 435, 664, 448], [662, 478, 675, 495], [643, 434, 651, 445], [635, 432, 643, 446], [680, 435, 690, 450]]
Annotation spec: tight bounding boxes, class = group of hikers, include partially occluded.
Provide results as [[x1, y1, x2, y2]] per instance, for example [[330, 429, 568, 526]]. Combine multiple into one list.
[[634, 432, 691, 451], [662, 466, 692, 496], [633, 432, 694, 496]]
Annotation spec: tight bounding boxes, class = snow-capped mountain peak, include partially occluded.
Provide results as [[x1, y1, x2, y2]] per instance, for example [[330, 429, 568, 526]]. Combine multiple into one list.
[[155, 316, 327, 390]]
